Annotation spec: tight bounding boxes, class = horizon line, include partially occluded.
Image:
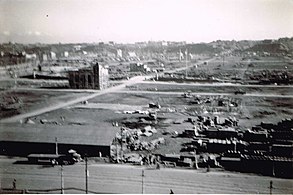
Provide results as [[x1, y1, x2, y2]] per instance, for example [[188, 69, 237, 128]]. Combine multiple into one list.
[[1, 36, 292, 45]]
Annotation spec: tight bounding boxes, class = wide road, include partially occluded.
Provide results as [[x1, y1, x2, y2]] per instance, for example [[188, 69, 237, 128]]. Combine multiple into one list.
[[112, 90, 293, 98], [141, 80, 293, 88], [1, 158, 292, 194]]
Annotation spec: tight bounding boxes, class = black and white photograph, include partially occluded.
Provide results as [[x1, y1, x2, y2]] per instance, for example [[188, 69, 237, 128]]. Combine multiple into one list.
[[0, 0, 292, 194]]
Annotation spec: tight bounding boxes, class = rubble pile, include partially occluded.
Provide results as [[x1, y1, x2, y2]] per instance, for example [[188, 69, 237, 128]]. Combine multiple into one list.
[[0, 95, 22, 118], [109, 92, 292, 178], [111, 125, 165, 163], [245, 70, 293, 84]]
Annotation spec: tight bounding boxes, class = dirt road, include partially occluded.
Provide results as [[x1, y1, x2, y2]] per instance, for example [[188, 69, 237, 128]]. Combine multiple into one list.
[[1, 157, 292, 194]]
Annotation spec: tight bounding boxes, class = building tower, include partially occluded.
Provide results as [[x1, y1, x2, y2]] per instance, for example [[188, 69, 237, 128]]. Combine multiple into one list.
[[93, 63, 109, 90]]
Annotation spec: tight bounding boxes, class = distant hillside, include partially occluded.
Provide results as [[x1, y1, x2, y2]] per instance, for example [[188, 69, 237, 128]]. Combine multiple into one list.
[[1, 37, 292, 57], [244, 38, 293, 55], [247, 42, 289, 54], [277, 37, 293, 53], [166, 43, 222, 54], [209, 40, 258, 51]]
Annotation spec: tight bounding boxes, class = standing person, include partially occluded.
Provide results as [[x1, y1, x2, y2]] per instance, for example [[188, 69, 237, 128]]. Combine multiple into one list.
[[12, 179, 16, 189]]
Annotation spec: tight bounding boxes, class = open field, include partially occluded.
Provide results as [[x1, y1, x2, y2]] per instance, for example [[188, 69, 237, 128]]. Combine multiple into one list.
[[0, 89, 93, 119], [89, 91, 293, 127], [240, 56, 293, 70], [127, 82, 293, 95], [174, 56, 293, 83], [211, 56, 293, 71], [0, 78, 69, 90], [0, 76, 147, 122]]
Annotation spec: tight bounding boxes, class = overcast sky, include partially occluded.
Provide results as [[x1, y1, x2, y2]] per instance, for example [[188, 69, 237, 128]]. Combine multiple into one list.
[[0, 0, 292, 44]]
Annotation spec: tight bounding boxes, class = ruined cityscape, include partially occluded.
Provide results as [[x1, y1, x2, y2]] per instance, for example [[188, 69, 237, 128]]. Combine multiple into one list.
[[0, 0, 293, 194]]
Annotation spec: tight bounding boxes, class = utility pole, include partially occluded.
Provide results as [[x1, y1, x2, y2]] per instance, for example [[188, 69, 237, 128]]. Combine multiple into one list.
[[85, 156, 88, 194], [272, 155, 275, 177], [55, 137, 58, 155], [120, 128, 124, 162], [185, 49, 188, 78], [61, 165, 64, 194], [115, 137, 119, 163], [194, 150, 198, 169], [270, 146, 275, 177], [141, 169, 144, 194]]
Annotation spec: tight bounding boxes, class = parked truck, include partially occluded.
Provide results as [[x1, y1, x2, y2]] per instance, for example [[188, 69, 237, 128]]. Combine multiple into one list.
[[27, 149, 82, 165]]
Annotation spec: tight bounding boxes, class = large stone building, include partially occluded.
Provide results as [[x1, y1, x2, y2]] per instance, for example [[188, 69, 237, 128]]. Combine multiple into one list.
[[68, 63, 109, 90]]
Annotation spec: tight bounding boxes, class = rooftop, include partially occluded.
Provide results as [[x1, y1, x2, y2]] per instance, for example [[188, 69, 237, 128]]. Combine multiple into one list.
[[0, 123, 118, 146]]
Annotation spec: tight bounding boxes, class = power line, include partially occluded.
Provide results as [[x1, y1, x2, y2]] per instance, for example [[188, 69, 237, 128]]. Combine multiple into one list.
[[17, 187, 111, 194]]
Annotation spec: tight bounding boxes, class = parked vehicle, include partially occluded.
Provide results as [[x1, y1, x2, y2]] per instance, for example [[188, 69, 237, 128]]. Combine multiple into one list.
[[27, 150, 81, 165], [234, 90, 246, 95]]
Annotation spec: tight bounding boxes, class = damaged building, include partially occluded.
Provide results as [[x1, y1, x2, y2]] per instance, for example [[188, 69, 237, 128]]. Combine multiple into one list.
[[68, 63, 109, 90], [130, 62, 150, 72]]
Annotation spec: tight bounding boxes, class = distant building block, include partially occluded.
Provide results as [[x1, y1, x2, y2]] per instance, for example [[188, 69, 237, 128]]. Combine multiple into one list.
[[68, 63, 109, 90]]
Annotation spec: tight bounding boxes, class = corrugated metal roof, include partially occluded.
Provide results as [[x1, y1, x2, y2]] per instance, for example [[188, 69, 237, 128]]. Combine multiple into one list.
[[0, 123, 118, 146]]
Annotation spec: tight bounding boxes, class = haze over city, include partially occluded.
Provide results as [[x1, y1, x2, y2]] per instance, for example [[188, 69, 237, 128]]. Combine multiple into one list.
[[1, 0, 292, 44]]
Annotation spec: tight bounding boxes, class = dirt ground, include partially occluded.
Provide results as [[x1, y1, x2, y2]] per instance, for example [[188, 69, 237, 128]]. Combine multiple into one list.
[[0, 89, 93, 119], [9, 80, 290, 156], [49, 89, 291, 154], [128, 82, 293, 96], [178, 55, 293, 82], [0, 79, 69, 90]]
